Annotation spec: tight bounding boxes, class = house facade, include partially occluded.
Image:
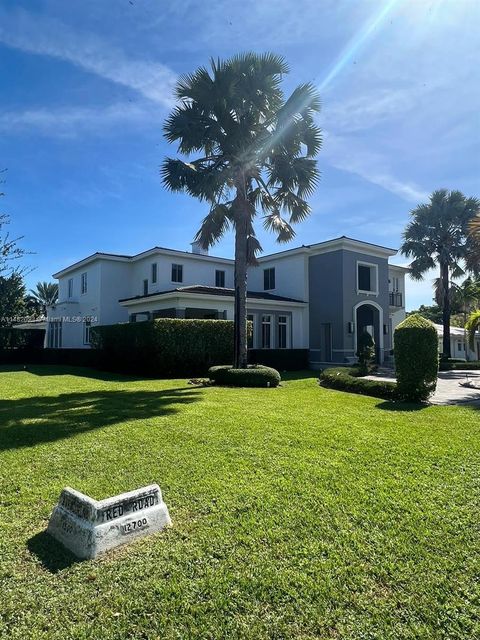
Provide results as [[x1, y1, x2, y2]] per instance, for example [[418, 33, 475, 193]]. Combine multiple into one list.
[[433, 323, 480, 361], [46, 236, 408, 366]]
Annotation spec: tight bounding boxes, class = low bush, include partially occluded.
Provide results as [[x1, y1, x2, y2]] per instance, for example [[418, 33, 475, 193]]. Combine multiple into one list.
[[91, 319, 234, 377], [394, 314, 438, 402], [319, 366, 397, 400], [208, 364, 281, 388]]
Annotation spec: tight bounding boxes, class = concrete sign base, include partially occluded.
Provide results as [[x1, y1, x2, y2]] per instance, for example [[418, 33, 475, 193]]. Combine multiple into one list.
[[47, 484, 171, 559]]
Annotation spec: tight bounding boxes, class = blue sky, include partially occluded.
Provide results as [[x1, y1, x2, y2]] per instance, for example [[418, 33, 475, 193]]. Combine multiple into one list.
[[1, 0, 479, 309]]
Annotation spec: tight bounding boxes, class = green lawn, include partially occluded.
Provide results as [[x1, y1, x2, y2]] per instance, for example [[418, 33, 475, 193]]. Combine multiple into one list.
[[0, 365, 479, 639]]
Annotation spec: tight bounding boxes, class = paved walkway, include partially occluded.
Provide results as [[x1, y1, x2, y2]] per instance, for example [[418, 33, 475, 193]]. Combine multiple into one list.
[[365, 369, 480, 405]]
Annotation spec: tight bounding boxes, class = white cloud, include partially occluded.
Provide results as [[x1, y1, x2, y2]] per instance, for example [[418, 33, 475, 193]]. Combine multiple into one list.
[[322, 132, 429, 203], [0, 102, 159, 137], [0, 8, 176, 107]]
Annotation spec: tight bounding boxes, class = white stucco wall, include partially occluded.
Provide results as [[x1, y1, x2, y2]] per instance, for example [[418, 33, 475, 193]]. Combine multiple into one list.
[[248, 253, 309, 301]]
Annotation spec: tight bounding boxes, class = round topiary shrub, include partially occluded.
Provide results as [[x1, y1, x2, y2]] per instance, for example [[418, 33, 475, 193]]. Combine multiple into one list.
[[208, 364, 281, 388], [394, 314, 438, 402]]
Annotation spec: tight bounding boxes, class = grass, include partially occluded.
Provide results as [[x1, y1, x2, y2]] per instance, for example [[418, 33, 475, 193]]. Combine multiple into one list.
[[0, 365, 479, 639]]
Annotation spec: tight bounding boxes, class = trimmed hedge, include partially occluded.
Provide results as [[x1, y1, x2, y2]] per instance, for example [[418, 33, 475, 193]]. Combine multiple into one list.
[[439, 360, 480, 371], [208, 364, 281, 388], [91, 318, 234, 377], [0, 328, 45, 349], [248, 349, 309, 371], [319, 366, 397, 400], [394, 314, 438, 402]]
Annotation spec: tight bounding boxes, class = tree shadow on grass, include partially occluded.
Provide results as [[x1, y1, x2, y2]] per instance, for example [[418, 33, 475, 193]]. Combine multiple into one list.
[[27, 531, 80, 573], [0, 364, 154, 382], [0, 387, 201, 451], [375, 400, 428, 412]]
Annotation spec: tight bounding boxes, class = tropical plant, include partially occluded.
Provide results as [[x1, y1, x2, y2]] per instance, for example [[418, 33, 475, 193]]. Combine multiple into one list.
[[162, 53, 321, 368], [466, 310, 480, 352], [29, 281, 58, 313], [466, 213, 480, 274], [0, 273, 26, 328], [401, 190, 480, 358]]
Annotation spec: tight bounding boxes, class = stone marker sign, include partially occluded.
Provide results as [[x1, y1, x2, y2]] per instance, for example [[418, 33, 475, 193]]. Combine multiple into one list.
[[47, 484, 171, 559]]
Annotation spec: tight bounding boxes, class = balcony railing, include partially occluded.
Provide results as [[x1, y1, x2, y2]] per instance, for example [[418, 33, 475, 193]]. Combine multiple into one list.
[[389, 292, 403, 307]]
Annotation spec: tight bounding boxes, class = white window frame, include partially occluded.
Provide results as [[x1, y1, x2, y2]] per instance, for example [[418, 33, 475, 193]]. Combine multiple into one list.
[[171, 263, 183, 283], [48, 320, 62, 348], [215, 269, 225, 288], [84, 318, 92, 345], [263, 267, 275, 291], [356, 261, 379, 296], [261, 314, 272, 349], [68, 278, 74, 298], [278, 315, 290, 349], [247, 313, 255, 349], [81, 272, 88, 295]]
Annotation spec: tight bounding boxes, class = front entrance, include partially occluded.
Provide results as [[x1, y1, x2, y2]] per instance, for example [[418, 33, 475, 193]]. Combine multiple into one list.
[[355, 303, 382, 363]]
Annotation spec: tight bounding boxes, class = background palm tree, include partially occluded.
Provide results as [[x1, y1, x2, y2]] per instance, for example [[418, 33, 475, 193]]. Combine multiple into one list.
[[162, 53, 321, 368], [29, 281, 58, 314], [466, 310, 480, 353], [466, 213, 480, 274], [401, 189, 480, 358]]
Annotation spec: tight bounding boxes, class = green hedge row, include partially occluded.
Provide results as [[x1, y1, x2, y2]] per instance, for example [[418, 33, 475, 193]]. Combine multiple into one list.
[[439, 360, 480, 371], [208, 364, 281, 387], [91, 319, 234, 377], [319, 366, 397, 400]]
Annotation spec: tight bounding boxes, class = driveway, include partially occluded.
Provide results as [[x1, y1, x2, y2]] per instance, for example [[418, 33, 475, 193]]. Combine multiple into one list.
[[365, 369, 480, 405]]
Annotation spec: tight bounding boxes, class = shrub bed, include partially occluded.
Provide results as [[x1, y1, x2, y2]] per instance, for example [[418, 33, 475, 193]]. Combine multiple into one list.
[[91, 319, 234, 377], [208, 364, 281, 388], [319, 366, 397, 400], [394, 314, 438, 402]]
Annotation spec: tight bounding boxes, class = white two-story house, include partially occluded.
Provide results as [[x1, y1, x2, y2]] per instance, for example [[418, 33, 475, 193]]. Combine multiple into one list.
[[46, 235, 408, 366]]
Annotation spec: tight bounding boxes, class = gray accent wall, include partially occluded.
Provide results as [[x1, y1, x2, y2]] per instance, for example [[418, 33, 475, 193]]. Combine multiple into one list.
[[309, 249, 391, 363]]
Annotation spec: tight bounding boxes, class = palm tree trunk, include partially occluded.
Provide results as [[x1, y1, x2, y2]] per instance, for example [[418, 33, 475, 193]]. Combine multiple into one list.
[[441, 260, 451, 358], [233, 219, 248, 369]]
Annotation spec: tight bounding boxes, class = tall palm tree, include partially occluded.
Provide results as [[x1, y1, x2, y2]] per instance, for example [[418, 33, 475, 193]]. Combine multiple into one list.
[[29, 281, 58, 314], [401, 190, 480, 358], [162, 53, 321, 368], [467, 213, 480, 274]]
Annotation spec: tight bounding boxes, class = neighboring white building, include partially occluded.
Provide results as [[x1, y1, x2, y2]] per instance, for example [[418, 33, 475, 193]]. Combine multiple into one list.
[[433, 323, 480, 361], [46, 236, 408, 365]]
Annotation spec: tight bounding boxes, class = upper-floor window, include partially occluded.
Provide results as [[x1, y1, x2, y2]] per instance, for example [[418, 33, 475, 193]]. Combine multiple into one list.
[[215, 269, 225, 288], [84, 318, 92, 345], [357, 262, 378, 294], [151, 263, 157, 284], [81, 272, 88, 295], [171, 263, 183, 283], [389, 276, 400, 292], [264, 267, 275, 291], [143, 279, 148, 296], [68, 278, 73, 298]]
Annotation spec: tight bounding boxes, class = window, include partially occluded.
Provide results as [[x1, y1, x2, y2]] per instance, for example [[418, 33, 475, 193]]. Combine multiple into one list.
[[84, 318, 92, 345], [143, 279, 148, 296], [457, 341, 464, 352], [390, 276, 400, 292], [278, 315, 289, 349], [264, 267, 275, 290], [171, 263, 183, 283], [247, 314, 254, 348], [215, 269, 225, 288], [261, 314, 272, 348], [151, 263, 157, 284], [357, 262, 378, 294], [68, 278, 73, 298], [47, 320, 62, 348], [81, 272, 87, 294]]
